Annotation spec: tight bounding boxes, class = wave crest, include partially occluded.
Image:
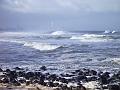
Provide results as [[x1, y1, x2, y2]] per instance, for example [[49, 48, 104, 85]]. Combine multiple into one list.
[[70, 34, 112, 42], [51, 31, 66, 35], [24, 42, 62, 51]]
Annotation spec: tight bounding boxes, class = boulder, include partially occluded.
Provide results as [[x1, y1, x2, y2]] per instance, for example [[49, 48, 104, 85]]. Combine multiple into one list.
[[108, 84, 120, 90], [40, 66, 47, 71]]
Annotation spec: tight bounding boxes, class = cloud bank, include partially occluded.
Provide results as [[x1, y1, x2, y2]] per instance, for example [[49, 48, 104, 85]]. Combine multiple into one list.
[[0, 0, 120, 13]]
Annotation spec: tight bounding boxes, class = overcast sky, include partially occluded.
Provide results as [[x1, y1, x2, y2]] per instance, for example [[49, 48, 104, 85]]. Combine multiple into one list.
[[0, 0, 120, 31]]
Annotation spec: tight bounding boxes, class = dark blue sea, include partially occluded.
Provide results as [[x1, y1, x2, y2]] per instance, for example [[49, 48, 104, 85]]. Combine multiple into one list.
[[0, 30, 120, 74]]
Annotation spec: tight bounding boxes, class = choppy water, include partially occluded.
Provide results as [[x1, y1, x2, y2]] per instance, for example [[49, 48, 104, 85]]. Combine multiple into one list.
[[0, 30, 120, 74]]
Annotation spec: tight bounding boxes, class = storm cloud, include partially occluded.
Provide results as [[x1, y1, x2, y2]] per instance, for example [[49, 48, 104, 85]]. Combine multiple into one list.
[[0, 0, 120, 31], [0, 0, 120, 13]]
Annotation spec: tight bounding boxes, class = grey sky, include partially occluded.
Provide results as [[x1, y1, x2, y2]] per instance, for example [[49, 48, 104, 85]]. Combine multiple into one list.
[[0, 0, 120, 31]]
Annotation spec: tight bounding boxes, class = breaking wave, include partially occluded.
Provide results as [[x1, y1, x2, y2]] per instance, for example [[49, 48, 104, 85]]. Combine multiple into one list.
[[70, 34, 112, 42], [0, 39, 62, 51], [51, 31, 67, 35], [23, 42, 62, 51], [104, 30, 116, 34]]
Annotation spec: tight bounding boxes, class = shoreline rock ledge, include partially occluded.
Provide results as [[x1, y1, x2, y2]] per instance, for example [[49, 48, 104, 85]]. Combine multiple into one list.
[[0, 66, 120, 90]]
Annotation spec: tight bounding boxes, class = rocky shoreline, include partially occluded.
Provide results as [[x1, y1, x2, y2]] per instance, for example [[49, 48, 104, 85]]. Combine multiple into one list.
[[0, 66, 120, 90]]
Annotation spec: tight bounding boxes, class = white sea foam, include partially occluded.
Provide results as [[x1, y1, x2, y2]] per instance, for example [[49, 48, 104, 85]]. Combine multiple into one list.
[[112, 58, 120, 64], [83, 81, 99, 89], [111, 30, 116, 34], [0, 38, 61, 51], [51, 31, 66, 35], [23, 42, 61, 51], [104, 30, 116, 34], [104, 30, 110, 34], [0, 39, 25, 44], [70, 34, 112, 42]]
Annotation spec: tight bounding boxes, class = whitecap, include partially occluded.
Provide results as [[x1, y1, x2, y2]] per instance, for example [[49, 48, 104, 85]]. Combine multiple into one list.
[[23, 42, 62, 51], [112, 58, 120, 64], [51, 31, 66, 35], [111, 30, 116, 34], [104, 30, 110, 34], [70, 34, 110, 42], [0, 38, 62, 51]]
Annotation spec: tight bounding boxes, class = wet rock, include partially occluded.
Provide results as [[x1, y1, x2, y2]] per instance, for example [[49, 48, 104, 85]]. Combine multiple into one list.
[[11, 79, 21, 86], [60, 73, 74, 77], [5, 70, 18, 80], [53, 81, 59, 87], [99, 72, 110, 84], [108, 84, 120, 90], [1, 77, 9, 83], [38, 78, 46, 86], [60, 84, 68, 90], [5, 69, 11, 73], [90, 70, 97, 75], [17, 71, 26, 77], [87, 76, 98, 81], [79, 85, 86, 90], [47, 81, 55, 87], [32, 79, 39, 84], [26, 80, 31, 86], [25, 72, 34, 79], [0, 68, 3, 72], [40, 66, 47, 71], [34, 71, 42, 78], [76, 70, 84, 75], [18, 77, 26, 83], [47, 74, 58, 81], [75, 75, 87, 82], [59, 77, 68, 84], [13, 67, 24, 70]]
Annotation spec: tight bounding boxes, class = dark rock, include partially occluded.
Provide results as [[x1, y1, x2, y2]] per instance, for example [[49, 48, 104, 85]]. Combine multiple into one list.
[[48, 74, 58, 81], [32, 79, 39, 84], [1, 77, 9, 83], [5, 70, 17, 80], [40, 66, 47, 71], [99, 72, 110, 84], [108, 84, 120, 90], [90, 70, 97, 75], [47, 81, 55, 87], [59, 77, 68, 83], [53, 81, 59, 87], [76, 70, 84, 75], [34, 72, 42, 78], [11, 79, 21, 86], [60, 84, 68, 90], [87, 76, 98, 81], [75, 75, 87, 82], [17, 71, 26, 77], [26, 80, 31, 86], [38, 78, 46, 86], [25, 72, 34, 79], [5, 69, 11, 73], [18, 77, 26, 83], [0, 68, 3, 72], [60, 73, 74, 77], [80, 86, 87, 90], [13, 67, 24, 70]]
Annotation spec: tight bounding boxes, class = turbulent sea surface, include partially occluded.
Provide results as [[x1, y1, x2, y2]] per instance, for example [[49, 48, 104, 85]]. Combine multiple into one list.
[[0, 30, 120, 74]]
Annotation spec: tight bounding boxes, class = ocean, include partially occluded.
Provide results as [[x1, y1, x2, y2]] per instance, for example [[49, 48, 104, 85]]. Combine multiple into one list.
[[0, 30, 120, 74]]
